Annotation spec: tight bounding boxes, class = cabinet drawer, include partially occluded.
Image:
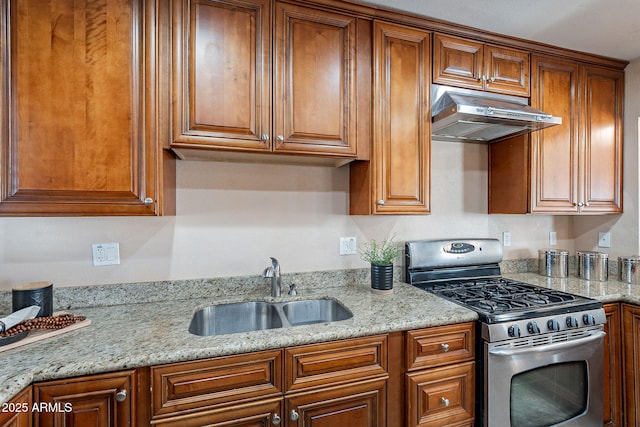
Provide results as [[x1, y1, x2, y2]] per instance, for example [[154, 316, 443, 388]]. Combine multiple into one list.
[[151, 349, 282, 418], [285, 335, 388, 393], [406, 323, 475, 371], [407, 361, 475, 427]]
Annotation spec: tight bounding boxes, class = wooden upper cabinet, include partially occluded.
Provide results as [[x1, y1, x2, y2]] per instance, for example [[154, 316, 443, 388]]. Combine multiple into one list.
[[579, 65, 623, 214], [171, 0, 271, 151], [0, 0, 175, 216], [433, 33, 530, 96], [489, 55, 623, 215], [171, 0, 359, 160], [362, 20, 431, 214]]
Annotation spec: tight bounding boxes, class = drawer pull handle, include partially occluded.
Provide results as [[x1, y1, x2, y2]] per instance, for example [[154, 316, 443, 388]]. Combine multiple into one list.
[[272, 413, 281, 425], [441, 397, 450, 407], [115, 390, 127, 403], [441, 343, 450, 352], [290, 409, 299, 421]]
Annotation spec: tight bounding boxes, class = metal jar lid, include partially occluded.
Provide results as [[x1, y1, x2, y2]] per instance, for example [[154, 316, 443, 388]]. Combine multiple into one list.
[[539, 249, 569, 255], [619, 255, 640, 263], [577, 251, 609, 259]]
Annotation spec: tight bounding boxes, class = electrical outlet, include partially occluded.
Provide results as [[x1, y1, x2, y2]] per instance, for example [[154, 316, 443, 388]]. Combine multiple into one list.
[[92, 243, 120, 266], [598, 232, 611, 248], [502, 231, 511, 247], [339, 237, 357, 255], [549, 231, 557, 246]]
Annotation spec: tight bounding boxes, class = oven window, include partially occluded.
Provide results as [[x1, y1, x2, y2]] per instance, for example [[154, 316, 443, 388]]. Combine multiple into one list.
[[510, 361, 587, 427]]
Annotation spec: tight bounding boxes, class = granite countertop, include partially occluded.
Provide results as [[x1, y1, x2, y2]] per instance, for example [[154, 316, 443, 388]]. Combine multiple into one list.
[[2, 269, 640, 405], [0, 280, 476, 405]]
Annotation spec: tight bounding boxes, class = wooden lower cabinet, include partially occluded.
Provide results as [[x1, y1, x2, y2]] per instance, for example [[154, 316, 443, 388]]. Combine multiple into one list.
[[603, 303, 623, 426], [0, 387, 31, 427], [406, 323, 475, 427], [622, 303, 640, 426], [33, 370, 136, 427]]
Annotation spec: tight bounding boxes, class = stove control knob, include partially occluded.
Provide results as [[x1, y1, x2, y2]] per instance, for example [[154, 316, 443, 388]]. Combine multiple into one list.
[[547, 319, 561, 332], [583, 314, 597, 326], [527, 321, 541, 334], [508, 325, 521, 338], [566, 316, 579, 328]]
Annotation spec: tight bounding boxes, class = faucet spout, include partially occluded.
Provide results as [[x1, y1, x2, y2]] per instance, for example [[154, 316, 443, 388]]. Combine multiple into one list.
[[262, 257, 281, 297]]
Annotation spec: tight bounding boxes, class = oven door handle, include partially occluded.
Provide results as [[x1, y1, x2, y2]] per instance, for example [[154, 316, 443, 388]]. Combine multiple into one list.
[[489, 330, 605, 356]]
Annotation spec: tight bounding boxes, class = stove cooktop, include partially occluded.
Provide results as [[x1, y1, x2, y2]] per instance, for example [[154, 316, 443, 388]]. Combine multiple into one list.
[[413, 278, 602, 324]]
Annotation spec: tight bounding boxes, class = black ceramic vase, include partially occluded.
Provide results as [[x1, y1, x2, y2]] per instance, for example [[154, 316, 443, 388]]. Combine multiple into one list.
[[370, 264, 393, 292]]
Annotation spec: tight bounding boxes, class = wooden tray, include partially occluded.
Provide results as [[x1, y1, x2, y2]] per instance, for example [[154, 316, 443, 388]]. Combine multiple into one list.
[[0, 314, 91, 352]]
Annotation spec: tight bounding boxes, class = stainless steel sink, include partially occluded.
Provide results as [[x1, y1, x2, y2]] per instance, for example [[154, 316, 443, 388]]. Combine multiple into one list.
[[282, 299, 352, 326], [189, 298, 352, 336], [189, 301, 283, 336]]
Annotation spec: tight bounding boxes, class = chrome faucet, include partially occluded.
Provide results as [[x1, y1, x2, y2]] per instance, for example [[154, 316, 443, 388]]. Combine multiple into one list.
[[262, 257, 281, 297]]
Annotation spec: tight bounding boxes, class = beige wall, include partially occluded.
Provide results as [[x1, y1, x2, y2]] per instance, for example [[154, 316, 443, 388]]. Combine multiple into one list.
[[1, 59, 637, 291]]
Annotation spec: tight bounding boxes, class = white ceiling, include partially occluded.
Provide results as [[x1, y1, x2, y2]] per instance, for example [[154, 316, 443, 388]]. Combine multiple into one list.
[[362, 0, 640, 62]]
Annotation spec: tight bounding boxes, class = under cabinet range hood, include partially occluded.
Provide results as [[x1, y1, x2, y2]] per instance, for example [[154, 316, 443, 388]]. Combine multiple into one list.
[[431, 85, 562, 143]]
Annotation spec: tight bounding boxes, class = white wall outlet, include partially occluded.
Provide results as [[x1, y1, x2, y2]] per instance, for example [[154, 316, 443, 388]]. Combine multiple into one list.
[[92, 243, 120, 266], [502, 231, 511, 247], [598, 232, 611, 248], [549, 231, 557, 246], [339, 237, 358, 255]]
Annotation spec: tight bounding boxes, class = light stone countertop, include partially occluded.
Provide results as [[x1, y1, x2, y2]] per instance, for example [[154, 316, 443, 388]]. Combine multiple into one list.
[[2, 269, 640, 405], [0, 280, 477, 405]]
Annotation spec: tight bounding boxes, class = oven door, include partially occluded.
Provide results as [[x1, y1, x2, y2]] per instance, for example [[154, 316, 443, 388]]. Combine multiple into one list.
[[484, 328, 604, 427]]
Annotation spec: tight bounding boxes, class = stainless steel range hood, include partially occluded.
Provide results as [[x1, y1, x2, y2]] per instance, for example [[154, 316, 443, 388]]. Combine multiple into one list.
[[431, 85, 562, 143]]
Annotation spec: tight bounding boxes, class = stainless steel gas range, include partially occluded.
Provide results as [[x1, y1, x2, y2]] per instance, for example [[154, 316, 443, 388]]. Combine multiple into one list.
[[405, 238, 605, 427]]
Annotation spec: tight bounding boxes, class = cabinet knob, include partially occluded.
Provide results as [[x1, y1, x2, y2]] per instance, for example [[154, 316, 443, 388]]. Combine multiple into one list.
[[377, 200, 385, 206], [441, 343, 450, 352], [272, 413, 281, 425], [143, 197, 154, 205], [277, 135, 285, 142], [290, 409, 300, 421], [261, 134, 270, 142], [489, 76, 496, 82], [441, 397, 450, 407], [577, 202, 584, 207], [115, 389, 127, 403]]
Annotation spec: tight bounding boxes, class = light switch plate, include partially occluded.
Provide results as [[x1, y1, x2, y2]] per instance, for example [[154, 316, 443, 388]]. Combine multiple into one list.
[[339, 237, 357, 255], [502, 231, 511, 247], [598, 232, 611, 248]]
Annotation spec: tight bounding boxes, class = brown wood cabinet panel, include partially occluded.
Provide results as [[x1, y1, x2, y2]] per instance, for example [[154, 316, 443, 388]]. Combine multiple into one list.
[[273, 2, 357, 156], [33, 370, 136, 427], [368, 20, 431, 214], [285, 335, 387, 393], [406, 322, 475, 371], [171, 0, 271, 151], [0, 387, 31, 427], [432, 33, 483, 90], [151, 398, 283, 427], [622, 303, 640, 426], [406, 361, 475, 427], [579, 65, 623, 214], [483, 45, 530, 96], [604, 303, 623, 427], [286, 378, 386, 427], [0, 0, 174, 216], [150, 349, 282, 419], [529, 56, 579, 213], [433, 33, 529, 96]]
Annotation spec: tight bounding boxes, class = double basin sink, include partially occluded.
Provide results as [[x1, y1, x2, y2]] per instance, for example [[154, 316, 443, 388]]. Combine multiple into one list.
[[189, 298, 353, 336]]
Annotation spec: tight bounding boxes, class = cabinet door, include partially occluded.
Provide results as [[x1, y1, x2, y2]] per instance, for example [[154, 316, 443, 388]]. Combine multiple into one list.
[[273, 3, 357, 156], [286, 379, 386, 427], [432, 33, 483, 90], [171, 0, 271, 151], [406, 361, 475, 427], [529, 55, 580, 213], [579, 66, 623, 213], [604, 303, 623, 427], [0, 387, 31, 427], [483, 45, 530, 96], [33, 370, 135, 427], [0, 0, 173, 216], [622, 304, 640, 426], [372, 21, 430, 214]]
